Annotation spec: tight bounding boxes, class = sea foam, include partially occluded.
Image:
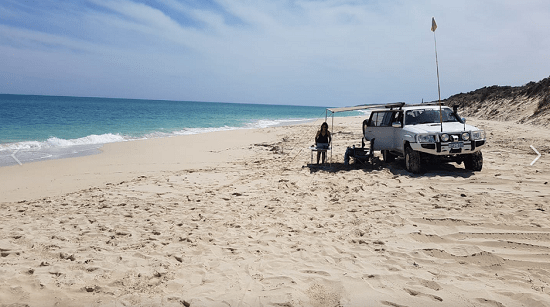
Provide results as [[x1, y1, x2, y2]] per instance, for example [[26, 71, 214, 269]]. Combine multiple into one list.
[[0, 133, 126, 152], [46, 134, 126, 147]]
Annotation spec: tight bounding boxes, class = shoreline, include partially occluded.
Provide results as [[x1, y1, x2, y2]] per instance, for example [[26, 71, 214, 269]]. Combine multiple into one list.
[[0, 125, 300, 203], [0, 117, 324, 168], [0, 115, 342, 204]]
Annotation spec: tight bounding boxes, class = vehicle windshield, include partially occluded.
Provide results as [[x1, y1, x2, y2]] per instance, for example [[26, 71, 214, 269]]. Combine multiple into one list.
[[405, 108, 459, 125]]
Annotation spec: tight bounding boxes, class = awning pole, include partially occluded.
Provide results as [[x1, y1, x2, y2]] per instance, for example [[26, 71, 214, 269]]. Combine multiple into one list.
[[331, 111, 334, 165], [432, 17, 443, 132]]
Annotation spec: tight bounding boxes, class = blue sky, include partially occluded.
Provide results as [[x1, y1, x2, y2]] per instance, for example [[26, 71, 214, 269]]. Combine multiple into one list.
[[1, 0, 549, 106]]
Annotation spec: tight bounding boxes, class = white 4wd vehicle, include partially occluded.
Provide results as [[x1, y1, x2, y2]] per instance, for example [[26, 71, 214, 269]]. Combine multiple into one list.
[[363, 103, 486, 173]]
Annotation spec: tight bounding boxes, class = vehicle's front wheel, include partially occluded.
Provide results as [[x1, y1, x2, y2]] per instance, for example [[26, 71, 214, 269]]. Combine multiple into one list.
[[464, 151, 483, 171], [405, 147, 422, 174], [382, 150, 396, 163]]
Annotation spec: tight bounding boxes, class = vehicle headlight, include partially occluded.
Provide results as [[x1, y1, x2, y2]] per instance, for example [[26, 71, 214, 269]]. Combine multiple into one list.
[[461, 132, 470, 141], [471, 130, 485, 140], [417, 134, 436, 143], [440, 133, 450, 142]]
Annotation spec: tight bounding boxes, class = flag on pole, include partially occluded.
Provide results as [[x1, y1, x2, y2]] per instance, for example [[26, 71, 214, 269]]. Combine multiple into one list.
[[431, 17, 437, 32]]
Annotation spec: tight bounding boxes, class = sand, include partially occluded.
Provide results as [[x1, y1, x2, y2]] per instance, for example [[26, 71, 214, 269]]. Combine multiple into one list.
[[1, 117, 549, 307]]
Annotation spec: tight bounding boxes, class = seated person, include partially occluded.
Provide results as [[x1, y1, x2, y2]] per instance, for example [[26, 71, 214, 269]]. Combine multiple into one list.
[[315, 122, 331, 164]]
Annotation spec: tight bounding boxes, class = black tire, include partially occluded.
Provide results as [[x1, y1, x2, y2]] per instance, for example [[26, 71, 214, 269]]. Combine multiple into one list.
[[405, 147, 422, 174], [382, 150, 396, 163], [464, 151, 483, 171]]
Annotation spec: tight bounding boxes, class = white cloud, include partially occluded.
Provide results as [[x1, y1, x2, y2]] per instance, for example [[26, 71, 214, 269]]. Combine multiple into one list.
[[1, 0, 549, 105]]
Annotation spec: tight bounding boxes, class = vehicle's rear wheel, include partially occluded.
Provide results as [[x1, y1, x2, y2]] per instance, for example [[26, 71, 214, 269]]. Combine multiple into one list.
[[405, 147, 422, 174], [382, 150, 396, 163], [464, 151, 483, 171]]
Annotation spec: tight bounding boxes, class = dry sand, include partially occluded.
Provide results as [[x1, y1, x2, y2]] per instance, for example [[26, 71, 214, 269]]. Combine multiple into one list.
[[1, 117, 549, 307]]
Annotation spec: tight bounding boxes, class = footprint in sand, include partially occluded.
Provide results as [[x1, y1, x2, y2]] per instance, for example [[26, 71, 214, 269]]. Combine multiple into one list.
[[381, 301, 407, 307], [476, 298, 506, 307], [404, 288, 443, 302], [300, 269, 331, 276], [417, 278, 441, 291]]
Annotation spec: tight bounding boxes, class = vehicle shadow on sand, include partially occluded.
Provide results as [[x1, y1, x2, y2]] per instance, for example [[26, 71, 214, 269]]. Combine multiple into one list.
[[390, 160, 476, 178], [305, 156, 383, 173], [306, 157, 476, 179]]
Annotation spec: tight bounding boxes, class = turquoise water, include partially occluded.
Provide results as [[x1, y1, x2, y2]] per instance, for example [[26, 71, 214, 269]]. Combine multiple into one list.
[[0, 94, 361, 166]]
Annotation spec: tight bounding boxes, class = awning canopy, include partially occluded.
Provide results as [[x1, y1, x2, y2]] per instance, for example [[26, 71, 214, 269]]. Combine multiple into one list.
[[326, 102, 406, 114]]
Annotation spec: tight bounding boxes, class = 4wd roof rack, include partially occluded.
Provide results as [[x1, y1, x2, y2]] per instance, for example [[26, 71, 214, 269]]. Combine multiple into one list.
[[385, 102, 406, 110], [405, 102, 440, 107]]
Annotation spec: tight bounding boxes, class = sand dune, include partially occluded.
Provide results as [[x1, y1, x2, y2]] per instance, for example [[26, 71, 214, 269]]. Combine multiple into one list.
[[444, 75, 550, 127], [1, 117, 549, 306]]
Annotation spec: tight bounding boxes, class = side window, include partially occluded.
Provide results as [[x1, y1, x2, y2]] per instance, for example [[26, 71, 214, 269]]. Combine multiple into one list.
[[380, 111, 394, 127], [375, 112, 385, 126], [369, 111, 398, 127], [368, 112, 380, 127], [441, 108, 458, 122]]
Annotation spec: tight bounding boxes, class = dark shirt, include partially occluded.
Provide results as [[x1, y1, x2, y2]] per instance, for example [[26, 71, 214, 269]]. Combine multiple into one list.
[[316, 132, 331, 144]]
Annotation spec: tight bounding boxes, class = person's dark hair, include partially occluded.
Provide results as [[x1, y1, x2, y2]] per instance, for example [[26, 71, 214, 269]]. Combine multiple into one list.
[[321, 122, 328, 130]]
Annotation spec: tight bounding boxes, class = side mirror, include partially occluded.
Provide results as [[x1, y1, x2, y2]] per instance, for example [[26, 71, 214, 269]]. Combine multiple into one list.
[[461, 118, 466, 124], [392, 122, 402, 128]]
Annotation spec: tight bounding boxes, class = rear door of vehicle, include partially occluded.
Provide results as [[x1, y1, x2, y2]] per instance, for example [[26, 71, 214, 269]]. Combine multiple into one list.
[[364, 111, 396, 150]]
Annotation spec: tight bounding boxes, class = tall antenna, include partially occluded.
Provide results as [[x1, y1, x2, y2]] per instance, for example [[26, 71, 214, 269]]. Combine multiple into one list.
[[431, 17, 443, 132]]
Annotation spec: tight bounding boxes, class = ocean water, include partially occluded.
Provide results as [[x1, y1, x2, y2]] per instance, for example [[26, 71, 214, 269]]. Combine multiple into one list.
[[0, 94, 361, 166]]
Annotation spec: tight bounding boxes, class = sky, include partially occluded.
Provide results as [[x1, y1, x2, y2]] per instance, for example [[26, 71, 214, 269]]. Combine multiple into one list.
[[1, 0, 549, 107]]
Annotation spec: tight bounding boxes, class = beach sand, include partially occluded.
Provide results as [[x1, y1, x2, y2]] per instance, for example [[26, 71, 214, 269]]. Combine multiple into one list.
[[1, 117, 549, 307]]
